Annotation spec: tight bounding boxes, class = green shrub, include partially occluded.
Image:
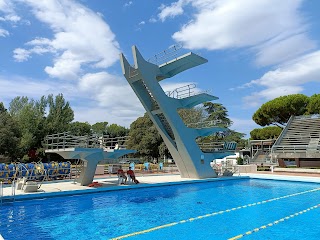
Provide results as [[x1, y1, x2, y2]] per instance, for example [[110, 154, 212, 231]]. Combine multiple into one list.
[[237, 157, 243, 165]]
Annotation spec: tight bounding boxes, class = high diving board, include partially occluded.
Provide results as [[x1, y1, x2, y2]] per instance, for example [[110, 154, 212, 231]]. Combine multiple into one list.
[[156, 52, 208, 81]]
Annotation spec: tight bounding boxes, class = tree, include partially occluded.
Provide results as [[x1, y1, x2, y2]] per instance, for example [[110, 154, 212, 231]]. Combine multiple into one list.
[[9, 96, 47, 155], [106, 123, 129, 138], [91, 121, 108, 134], [46, 94, 74, 134], [127, 114, 163, 159], [250, 126, 282, 140], [0, 102, 20, 159], [252, 94, 309, 127], [178, 107, 204, 125], [68, 122, 91, 136], [307, 94, 320, 114], [203, 102, 232, 127]]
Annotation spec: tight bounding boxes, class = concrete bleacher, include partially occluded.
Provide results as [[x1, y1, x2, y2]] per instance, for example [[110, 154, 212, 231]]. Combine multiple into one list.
[[272, 114, 320, 167]]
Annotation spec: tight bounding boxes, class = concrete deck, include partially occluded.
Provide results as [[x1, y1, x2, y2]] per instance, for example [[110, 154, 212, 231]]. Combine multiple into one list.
[[1, 174, 246, 200]]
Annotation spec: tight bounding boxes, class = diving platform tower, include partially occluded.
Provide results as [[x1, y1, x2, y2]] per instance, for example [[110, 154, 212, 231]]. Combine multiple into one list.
[[120, 45, 236, 179]]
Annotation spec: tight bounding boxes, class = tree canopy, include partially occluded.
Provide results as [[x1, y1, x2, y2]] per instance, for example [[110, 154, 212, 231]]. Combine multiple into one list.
[[68, 121, 91, 136], [106, 124, 129, 138], [252, 94, 309, 127], [46, 94, 74, 134], [203, 102, 232, 127], [91, 121, 108, 134], [127, 114, 163, 159], [250, 126, 282, 140], [0, 103, 20, 159], [306, 94, 320, 114]]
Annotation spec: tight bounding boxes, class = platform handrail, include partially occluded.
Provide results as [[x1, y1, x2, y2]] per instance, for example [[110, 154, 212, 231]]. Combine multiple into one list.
[[186, 119, 223, 128], [44, 132, 130, 150], [147, 44, 183, 65]]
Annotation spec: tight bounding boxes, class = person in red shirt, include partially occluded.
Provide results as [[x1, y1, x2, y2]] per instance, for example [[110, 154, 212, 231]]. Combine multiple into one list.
[[117, 166, 127, 184], [127, 167, 139, 184]]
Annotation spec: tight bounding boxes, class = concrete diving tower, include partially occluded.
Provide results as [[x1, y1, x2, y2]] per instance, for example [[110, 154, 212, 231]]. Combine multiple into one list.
[[120, 45, 236, 179], [44, 132, 135, 186]]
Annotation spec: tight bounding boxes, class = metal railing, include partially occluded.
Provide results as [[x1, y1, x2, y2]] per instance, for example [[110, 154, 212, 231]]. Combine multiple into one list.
[[186, 119, 223, 129], [44, 132, 129, 150], [166, 83, 209, 99], [294, 114, 320, 120], [272, 145, 320, 153], [0, 181, 15, 204], [198, 141, 237, 153], [147, 44, 183, 65]]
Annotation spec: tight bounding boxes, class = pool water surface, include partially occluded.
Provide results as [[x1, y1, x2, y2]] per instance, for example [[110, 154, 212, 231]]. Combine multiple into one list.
[[1, 178, 320, 239]]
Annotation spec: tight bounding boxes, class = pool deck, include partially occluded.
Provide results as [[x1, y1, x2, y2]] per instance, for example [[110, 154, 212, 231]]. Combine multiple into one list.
[[1, 171, 320, 201]]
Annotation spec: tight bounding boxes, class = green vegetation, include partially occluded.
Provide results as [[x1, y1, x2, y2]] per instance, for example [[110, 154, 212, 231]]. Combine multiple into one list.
[[0, 94, 129, 162], [0, 103, 20, 159], [250, 126, 282, 140], [126, 113, 164, 160], [252, 94, 309, 127]]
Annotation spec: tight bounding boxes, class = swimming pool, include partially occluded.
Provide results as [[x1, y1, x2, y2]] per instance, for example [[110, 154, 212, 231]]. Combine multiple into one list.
[[1, 178, 320, 240]]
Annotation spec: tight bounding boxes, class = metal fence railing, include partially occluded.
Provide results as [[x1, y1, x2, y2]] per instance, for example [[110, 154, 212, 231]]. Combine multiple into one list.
[[166, 83, 209, 99], [147, 44, 183, 65], [43, 132, 129, 151]]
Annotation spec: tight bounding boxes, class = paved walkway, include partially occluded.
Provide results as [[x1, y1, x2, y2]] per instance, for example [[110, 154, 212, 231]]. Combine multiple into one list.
[[1, 174, 201, 200]]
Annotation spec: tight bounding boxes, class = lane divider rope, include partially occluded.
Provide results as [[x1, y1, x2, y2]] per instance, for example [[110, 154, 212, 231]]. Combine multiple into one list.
[[228, 203, 320, 240], [111, 187, 320, 240]]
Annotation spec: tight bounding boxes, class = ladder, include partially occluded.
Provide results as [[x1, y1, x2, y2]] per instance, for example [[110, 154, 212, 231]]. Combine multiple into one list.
[[73, 159, 83, 184], [0, 181, 16, 205]]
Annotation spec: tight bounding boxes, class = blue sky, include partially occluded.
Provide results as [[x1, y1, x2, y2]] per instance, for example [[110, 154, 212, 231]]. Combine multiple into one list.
[[1, 0, 320, 137]]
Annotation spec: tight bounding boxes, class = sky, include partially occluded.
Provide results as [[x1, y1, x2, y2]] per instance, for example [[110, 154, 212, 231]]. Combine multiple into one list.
[[1, 0, 320, 138]]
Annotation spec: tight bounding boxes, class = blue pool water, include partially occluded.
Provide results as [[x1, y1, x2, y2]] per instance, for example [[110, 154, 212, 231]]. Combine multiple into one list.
[[1, 178, 320, 240]]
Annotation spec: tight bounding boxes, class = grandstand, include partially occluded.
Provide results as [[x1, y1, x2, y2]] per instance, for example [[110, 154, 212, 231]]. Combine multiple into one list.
[[272, 114, 320, 167]]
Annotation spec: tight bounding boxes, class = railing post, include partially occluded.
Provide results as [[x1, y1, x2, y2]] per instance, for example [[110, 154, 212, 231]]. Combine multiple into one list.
[[63, 132, 65, 150]]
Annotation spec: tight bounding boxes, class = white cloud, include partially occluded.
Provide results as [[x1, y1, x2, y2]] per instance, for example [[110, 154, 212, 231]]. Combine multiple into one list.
[[242, 50, 320, 107], [0, 0, 21, 37], [14, 0, 120, 80], [149, 17, 157, 23], [0, 73, 145, 127], [158, 0, 187, 22], [13, 48, 30, 61], [0, 0, 15, 14], [255, 34, 316, 67], [159, 0, 315, 67], [124, 1, 133, 8], [0, 28, 8, 36], [0, 74, 71, 101], [138, 21, 145, 25], [6, 0, 146, 126], [78, 71, 145, 117]]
